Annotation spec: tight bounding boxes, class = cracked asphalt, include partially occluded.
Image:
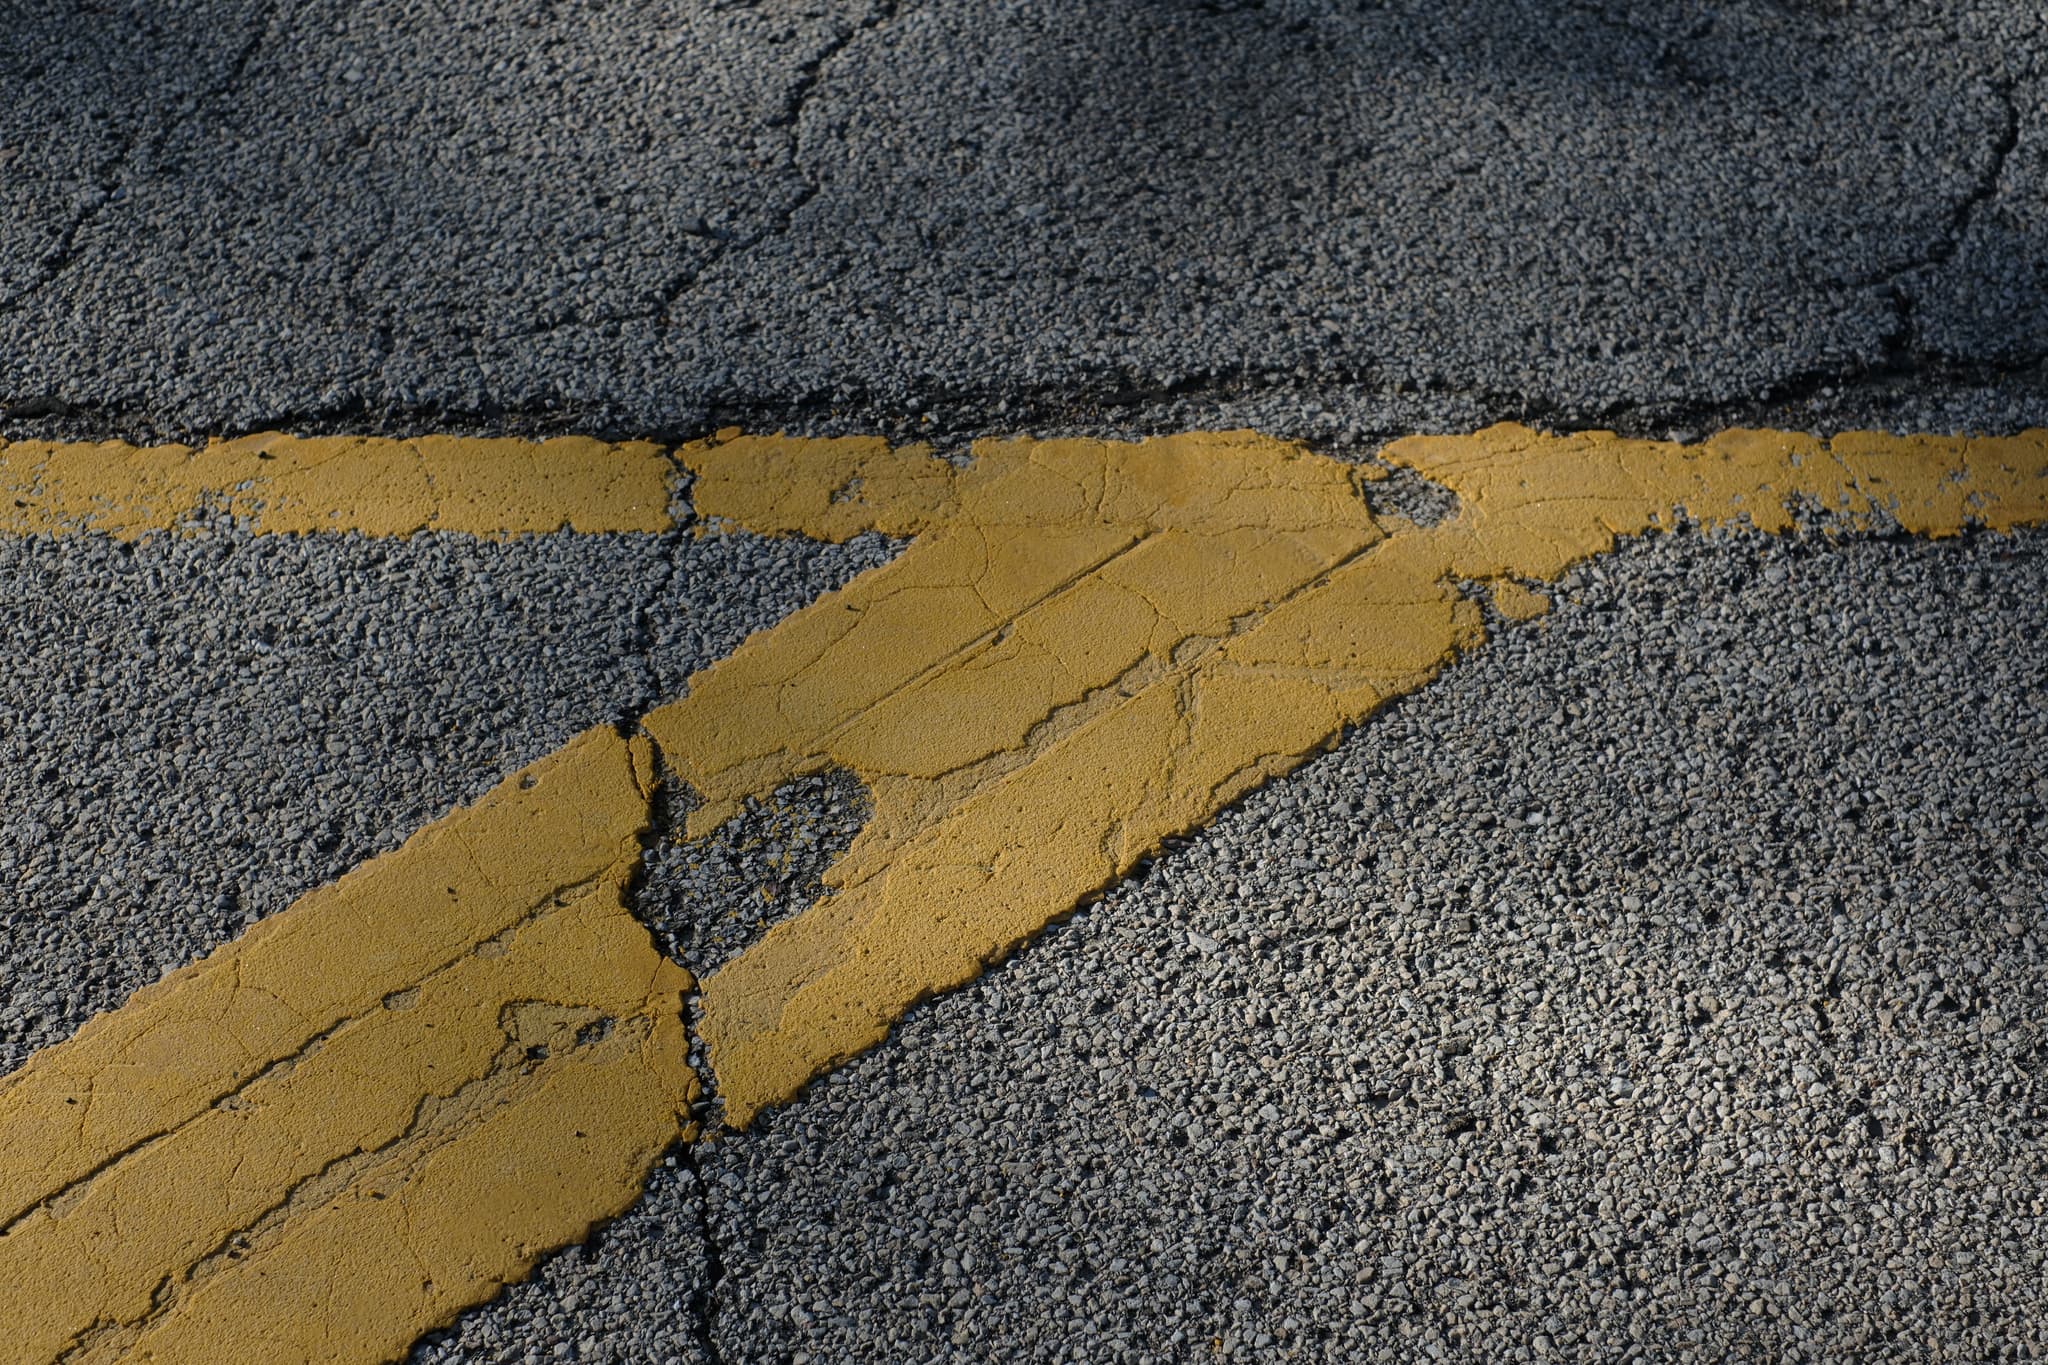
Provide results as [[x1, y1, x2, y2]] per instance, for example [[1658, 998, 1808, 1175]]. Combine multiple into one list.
[[4, 1, 2048, 1362], [3, 0, 2046, 441]]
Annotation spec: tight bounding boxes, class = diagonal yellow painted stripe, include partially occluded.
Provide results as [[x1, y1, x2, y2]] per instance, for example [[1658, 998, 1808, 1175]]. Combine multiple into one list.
[[0, 728, 697, 1364], [0, 433, 674, 537], [660, 424, 2048, 1124], [1, 424, 2045, 1362]]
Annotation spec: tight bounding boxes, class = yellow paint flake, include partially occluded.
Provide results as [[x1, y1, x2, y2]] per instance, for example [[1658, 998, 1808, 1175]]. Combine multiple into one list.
[[1488, 579, 1552, 621], [0, 433, 673, 538], [0, 728, 696, 1365], [661, 423, 2048, 1126]]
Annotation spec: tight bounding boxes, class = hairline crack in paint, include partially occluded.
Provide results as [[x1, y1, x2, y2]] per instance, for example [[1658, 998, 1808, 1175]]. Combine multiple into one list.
[[0, 422, 2043, 1363], [661, 423, 2048, 1125]]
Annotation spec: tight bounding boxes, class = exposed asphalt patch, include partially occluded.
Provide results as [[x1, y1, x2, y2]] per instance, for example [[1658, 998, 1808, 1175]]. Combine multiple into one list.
[[0, 519, 890, 1071], [640, 768, 876, 980]]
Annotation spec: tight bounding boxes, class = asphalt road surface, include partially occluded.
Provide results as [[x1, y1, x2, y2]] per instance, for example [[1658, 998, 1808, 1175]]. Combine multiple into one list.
[[4, 2, 2047, 1362]]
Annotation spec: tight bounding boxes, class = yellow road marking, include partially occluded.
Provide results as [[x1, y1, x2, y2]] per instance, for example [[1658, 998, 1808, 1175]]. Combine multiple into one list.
[[1, 422, 2044, 1361], [1486, 578, 1553, 621], [665, 424, 2048, 1124], [0, 729, 697, 1364], [0, 433, 672, 537]]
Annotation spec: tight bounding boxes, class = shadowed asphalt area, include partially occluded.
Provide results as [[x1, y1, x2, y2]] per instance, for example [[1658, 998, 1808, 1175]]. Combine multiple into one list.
[[2, 0, 2045, 441]]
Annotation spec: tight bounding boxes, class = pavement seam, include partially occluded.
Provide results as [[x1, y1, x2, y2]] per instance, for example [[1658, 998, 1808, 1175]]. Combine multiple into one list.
[[675, 1138, 731, 1365], [11, 346, 2048, 455]]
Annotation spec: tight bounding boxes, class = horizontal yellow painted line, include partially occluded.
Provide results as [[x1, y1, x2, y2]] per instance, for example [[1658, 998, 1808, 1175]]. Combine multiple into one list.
[[0, 433, 674, 537]]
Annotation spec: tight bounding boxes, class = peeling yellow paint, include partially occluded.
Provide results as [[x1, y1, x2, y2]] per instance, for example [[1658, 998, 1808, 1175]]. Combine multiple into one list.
[[661, 423, 2048, 1126], [1487, 579, 1552, 621], [0, 727, 696, 1365], [0, 433, 673, 538], [684, 428, 958, 540], [5, 421, 2047, 1362]]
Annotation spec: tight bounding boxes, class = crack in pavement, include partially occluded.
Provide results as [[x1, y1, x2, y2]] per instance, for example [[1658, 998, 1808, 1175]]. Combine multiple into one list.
[[649, 0, 910, 331], [1846, 78, 2025, 295], [675, 1139, 730, 1365], [1844, 79, 2027, 384], [477, 0, 913, 346], [0, 0, 287, 318]]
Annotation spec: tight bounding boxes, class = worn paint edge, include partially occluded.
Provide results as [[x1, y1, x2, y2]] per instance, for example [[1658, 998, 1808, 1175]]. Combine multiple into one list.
[[0, 433, 677, 538]]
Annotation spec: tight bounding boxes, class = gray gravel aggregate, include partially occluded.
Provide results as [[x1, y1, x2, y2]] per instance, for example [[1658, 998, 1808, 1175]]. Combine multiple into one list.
[[5, 1, 2047, 435], [700, 523, 2047, 1363], [0, 518, 888, 1069], [7, 3, 2048, 1350]]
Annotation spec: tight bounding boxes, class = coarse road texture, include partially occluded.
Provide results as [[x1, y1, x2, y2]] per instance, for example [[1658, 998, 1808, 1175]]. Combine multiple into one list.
[[2, 1, 2047, 439], [4, 0, 2048, 1361]]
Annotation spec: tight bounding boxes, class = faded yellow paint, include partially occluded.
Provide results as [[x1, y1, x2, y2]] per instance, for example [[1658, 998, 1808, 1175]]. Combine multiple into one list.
[[664, 423, 2048, 1125], [0, 433, 673, 537], [5, 421, 2048, 1362], [0, 728, 697, 1365]]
